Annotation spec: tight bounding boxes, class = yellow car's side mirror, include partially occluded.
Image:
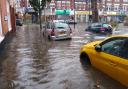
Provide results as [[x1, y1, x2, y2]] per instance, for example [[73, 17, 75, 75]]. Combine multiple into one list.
[[95, 45, 102, 52]]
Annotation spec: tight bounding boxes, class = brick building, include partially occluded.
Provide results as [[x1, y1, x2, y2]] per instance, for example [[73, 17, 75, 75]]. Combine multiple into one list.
[[16, 0, 128, 22], [100, 0, 128, 22], [0, 0, 16, 43]]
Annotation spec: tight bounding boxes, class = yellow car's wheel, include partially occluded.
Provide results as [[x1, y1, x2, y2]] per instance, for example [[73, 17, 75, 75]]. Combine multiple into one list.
[[80, 53, 91, 66]]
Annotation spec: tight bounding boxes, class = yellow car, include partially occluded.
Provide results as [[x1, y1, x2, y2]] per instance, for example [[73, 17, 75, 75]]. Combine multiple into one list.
[[80, 35, 128, 87]]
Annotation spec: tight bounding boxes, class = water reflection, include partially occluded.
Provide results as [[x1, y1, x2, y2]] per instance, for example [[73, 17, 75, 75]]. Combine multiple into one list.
[[0, 24, 126, 89]]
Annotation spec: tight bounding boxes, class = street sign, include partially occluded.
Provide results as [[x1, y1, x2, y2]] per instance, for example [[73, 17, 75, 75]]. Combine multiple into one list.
[[55, 10, 70, 15]]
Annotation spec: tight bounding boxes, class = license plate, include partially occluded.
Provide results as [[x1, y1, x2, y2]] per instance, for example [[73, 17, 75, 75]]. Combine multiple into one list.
[[60, 31, 65, 34]]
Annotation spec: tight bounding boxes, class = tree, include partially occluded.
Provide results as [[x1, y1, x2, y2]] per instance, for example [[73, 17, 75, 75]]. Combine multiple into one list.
[[29, 0, 51, 29], [91, 0, 99, 22]]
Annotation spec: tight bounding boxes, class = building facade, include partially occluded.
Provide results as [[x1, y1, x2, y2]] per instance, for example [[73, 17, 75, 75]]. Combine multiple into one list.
[[100, 0, 128, 22], [0, 0, 16, 42], [16, 0, 128, 22], [15, 0, 28, 14]]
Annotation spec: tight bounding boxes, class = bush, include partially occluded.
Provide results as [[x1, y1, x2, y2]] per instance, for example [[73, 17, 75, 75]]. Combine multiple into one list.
[[110, 21, 118, 27], [124, 16, 128, 26]]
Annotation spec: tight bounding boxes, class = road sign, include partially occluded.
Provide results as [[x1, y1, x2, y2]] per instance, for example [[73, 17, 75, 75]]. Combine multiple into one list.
[[55, 10, 70, 15]]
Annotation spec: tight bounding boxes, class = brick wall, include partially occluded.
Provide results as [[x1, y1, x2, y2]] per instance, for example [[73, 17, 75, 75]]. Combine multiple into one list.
[[0, 0, 8, 35]]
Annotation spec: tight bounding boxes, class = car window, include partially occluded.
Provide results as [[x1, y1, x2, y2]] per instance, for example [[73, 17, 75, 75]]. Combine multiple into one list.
[[101, 38, 126, 57], [103, 24, 109, 28], [119, 39, 128, 59], [55, 22, 69, 29], [91, 23, 102, 27]]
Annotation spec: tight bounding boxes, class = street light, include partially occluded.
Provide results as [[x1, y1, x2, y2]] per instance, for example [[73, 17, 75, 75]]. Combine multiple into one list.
[[38, 0, 42, 29], [88, 0, 91, 24]]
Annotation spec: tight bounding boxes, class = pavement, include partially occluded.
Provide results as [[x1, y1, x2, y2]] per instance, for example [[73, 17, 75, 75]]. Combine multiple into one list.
[[113, 23, 128, 35], [0, 35, 4, 44]]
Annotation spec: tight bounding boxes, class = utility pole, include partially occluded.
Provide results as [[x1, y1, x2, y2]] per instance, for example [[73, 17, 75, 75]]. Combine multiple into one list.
[[104, 0, 107, 22], [91, 0, 98, 22], [74, 0, 75, 29], [38, 0, 42, 29], [88, 0, 91, 23]]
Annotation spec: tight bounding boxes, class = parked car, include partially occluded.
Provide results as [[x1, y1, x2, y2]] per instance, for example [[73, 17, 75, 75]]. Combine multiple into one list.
[[16, 19, 23, 26], [43, 22, 72, 40], [53, 20, 65, 23], [85, 23, 113, 34], [80, 35, 128, 86]]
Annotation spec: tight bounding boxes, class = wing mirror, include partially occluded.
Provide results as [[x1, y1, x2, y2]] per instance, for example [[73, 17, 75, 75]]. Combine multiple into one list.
[[95, 45, 102, 52]]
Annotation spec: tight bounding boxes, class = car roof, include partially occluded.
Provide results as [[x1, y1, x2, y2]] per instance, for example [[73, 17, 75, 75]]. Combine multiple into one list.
[[111, 34, 128, 37], [91, 23, 110, 25], [53, 20, 65, 22], [54, 22, 68, 25], [90, 23, 112, 27]]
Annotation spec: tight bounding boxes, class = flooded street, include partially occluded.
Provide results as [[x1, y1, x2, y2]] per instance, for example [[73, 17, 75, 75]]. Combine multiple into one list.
[[0, 24, 126, 89]]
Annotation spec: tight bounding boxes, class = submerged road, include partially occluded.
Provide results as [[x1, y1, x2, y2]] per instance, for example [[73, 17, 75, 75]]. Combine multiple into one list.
[[0, 24, 126, 89]]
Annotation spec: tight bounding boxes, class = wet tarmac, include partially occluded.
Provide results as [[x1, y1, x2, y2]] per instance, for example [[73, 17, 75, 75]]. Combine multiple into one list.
[[0, 24, 126, 89]]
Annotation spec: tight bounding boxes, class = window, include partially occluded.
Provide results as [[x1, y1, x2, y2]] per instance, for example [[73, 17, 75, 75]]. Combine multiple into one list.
[[55, 23, 69, 29], [115, 0, 119, 2], [91, 23, 102, 27], [123, 0, 128, 2], [119, 39, 128, 59], [101, 38, 126, 57], [114, 5, 119, 11]]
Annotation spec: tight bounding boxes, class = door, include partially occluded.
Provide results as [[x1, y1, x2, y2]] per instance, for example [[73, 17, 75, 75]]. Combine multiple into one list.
[[0, 13, 2, 36], [116, 39, 128, 86], [91, 37, 126, 80], [6, 0, 11, 31]]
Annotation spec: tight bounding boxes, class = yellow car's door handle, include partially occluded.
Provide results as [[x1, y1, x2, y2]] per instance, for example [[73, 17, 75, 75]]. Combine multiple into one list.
[[109, 62, 117, 67]]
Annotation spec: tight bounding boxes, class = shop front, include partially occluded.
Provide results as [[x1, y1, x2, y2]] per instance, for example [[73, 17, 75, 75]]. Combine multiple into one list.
[[55, 9, 70, 20], [76, 11, 92, 23], [106, 12, 125, 22]]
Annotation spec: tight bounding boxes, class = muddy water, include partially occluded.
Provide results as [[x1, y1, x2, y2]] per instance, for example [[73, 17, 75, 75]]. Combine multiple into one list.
[[0, 24, 126, 89]]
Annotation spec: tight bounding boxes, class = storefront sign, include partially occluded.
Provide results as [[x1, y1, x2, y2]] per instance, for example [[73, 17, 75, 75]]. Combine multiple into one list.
[[55, 10, 70, 15], [106, 12, 117, 16], [76, 11, 92, 15]]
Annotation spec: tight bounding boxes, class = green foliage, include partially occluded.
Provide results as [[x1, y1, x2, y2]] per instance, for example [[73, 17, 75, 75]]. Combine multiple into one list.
[[29, 0, 51, 13], [124, 16, 128, 26], [110, 21, 118, 27]]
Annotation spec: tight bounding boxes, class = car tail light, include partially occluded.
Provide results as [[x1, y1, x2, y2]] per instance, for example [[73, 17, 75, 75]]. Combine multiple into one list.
[[51, 29, 55, 36], [100, 28, 105, 31], [70, 28, 72, 33]]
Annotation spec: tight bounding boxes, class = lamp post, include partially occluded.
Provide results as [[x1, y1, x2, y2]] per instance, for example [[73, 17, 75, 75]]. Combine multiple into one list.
[[88, 0, 91, 23], [38, 0, 42, 29], [91, 0, 98, 22]]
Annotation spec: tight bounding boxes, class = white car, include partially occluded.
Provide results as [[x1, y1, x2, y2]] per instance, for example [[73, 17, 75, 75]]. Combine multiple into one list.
[[53, 20, 65, 23], [43, 22, 72, 40]]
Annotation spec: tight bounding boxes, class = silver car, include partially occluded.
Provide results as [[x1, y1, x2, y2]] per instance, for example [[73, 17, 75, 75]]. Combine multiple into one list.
[[43, 22, 72, 40]]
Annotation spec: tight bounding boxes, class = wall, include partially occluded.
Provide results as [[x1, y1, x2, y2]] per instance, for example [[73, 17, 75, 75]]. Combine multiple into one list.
[[0, 0, 8, 35], [0, 12, 3, 36], [0, 1, 2, 36]]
